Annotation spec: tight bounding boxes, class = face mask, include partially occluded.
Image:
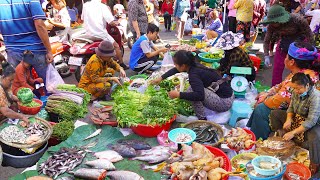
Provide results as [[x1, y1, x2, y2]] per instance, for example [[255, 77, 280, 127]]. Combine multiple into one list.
[[300, 91, 308, 98]]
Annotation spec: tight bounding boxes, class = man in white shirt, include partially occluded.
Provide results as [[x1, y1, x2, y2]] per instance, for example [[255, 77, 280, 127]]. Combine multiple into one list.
[[305, 8, 320, 32], [80, 0, 127, 68]]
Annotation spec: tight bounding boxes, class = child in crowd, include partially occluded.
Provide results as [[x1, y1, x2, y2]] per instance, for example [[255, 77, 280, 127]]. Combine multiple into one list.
[[66, 0, 79, 24], [198, 0, 207, 28], [46, 0, 71, 36]]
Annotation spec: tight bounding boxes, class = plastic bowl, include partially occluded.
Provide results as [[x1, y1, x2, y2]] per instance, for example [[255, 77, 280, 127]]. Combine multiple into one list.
[[198, 52, 222, 63], [227, 128, 256, 151], [252, 156, 282, 176], [231, 153, 258, 169], [18, 98, 43, 115], [246, 161, 287, 180], [131, 115, 176, 137], [168, 128, 196, 145], [284, 162, 311, 180]]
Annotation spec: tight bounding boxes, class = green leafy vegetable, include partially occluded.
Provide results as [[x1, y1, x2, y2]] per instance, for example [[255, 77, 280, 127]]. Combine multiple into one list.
[[17, 88, 34, 104], [52, 121, 75, 141], [21, 100, 41, 107], [159, 79, 175, 91], [174, 99, 195, 116]]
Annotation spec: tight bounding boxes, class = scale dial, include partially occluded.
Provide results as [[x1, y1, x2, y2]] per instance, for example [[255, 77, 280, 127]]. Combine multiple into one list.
[[231, 76, 249, 92]]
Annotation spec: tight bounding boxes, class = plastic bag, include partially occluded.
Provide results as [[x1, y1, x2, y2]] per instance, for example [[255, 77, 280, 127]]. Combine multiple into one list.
[[157, 130, 178, 151], [184, 18, 193, 33], [46, 64, 65, 92], [162, 52, 174, 66], [245, 82, 258, 108]]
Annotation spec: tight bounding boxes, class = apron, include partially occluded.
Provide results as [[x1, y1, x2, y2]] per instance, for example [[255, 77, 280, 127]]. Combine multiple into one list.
[[290, 114, 306, 144]]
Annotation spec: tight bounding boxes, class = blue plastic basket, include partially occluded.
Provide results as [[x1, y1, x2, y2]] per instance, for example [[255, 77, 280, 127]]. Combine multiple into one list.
[[168, 128, 196, 145], [251, 156, 282, 176], [246, 161, 286, 180], [198, 52, 222, 63]]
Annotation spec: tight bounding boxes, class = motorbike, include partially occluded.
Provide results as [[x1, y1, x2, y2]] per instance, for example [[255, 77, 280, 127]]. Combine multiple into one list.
[[50, 39, 71, 78], [68, 24, 124, 82]]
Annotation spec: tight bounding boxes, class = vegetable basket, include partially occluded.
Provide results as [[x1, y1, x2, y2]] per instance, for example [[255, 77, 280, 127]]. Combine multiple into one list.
[[0, 117, 53, 149], [198, 52, 222, 63], [131, 115, 176, 137], [183, 120, 224, 147], [18, 98, 43, 115]]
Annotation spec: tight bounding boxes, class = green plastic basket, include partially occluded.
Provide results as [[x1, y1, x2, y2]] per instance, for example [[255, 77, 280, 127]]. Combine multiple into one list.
[[129, 74, 149, 80], [198, 52, 221, 63]]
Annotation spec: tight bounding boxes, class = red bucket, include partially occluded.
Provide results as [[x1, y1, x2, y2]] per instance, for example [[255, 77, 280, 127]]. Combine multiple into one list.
[[249, 55, 261, 72], [284, 162, 311, 180]]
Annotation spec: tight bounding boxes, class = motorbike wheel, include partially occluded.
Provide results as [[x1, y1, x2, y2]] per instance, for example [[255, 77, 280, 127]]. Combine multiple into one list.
[[59, 54, 71, 78], [127, 36, 133, 49], [75, 65, 86, 82]]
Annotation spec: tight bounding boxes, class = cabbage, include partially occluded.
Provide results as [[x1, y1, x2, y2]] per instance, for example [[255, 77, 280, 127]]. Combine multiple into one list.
[[17, 88, 34, 104]]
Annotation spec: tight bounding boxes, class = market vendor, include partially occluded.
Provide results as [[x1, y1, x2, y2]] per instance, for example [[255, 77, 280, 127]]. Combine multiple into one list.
[[269, 72, 320, 176], [215, 31, 256, 81], [12, 50, 44, 98], [262, 4, 313, 86], [151, 50, 234, 120], [129, 24, 168, 74], [205, 10, 223, 40], [0, 62, 29, 123], [247, 42, 320, 140], [78, 40, 126, 100]]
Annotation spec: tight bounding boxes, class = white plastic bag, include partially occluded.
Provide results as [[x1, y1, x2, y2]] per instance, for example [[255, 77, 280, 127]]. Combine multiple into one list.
[[184, 18, 193, 33], [162, 52, 174, 66], [46, 64, 65, 92]]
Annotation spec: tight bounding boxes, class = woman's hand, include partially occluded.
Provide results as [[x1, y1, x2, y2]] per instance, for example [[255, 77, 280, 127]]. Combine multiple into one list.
[[283, 131, 295, 141], [283, 118, 292, 130], [150, 77, 163, 85], [119, 68, 126, 78], [12, 95, 19, 102], [21, 116, 30, 126], [168, 90, 180, 99], [110, 77, 122, 86]]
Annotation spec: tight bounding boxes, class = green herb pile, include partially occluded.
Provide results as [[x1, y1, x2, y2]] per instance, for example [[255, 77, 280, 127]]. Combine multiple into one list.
[[174, 99, 195, 116], [17, 88, 34, 104], [159, 79, 175, 91], [180, 38, 199, 46], [112, 85, 176, 127], [52, 120, 74, 141]]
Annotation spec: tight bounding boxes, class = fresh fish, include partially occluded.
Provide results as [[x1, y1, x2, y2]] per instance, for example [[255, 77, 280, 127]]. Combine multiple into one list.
[[140, 164, 159, 170], [56, 177, 75, 180], [107, 170, 144, 180], [85, 159, 116, 170], [72, 168, 106, 180], [136, 146, 172, 156], [117, 139, 151, 150], [132, 153, 171, 164], [84, 129, 102, 140], [94, 150, 123, 162], [107, 144, 137, 158]]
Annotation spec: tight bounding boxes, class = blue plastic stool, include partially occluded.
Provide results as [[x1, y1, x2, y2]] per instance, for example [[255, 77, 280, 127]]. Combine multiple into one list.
[[229, 101, 253, 127]]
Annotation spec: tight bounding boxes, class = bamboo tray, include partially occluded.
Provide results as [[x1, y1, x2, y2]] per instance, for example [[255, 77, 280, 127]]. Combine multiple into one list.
[[0, 117, 53, 149]]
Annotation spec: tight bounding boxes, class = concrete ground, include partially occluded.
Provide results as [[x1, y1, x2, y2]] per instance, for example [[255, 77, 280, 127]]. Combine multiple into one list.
[[0, 25, 288, 179]]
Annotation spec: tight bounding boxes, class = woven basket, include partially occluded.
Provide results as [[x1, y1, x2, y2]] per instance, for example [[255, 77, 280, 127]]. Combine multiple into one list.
[[0, 117, 53, 149], [255, 136, 296, 160], [183, 120, 224, 147]]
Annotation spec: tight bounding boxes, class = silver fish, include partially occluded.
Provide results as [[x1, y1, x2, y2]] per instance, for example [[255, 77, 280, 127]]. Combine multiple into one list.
[[107, 170, 144, 180], [94, 150, 123, 162], [72, 168, 106, 180], [85, 159, 116, 170], [140, 164, 159, 170], [132, 153, 171, 164], [83, 129, 102, 140], [136, 146, 172, 156]]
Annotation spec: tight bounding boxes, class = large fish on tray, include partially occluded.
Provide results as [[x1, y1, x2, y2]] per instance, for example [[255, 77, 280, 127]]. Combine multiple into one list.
[[94, 150, 123, 162], [107, 170, 144, 180], [107, 144, 137, 158], [117, 139, 151, 150], [132, 146, 172, 164], [85, 159, 116, 170], [71, 168, 106, 180]]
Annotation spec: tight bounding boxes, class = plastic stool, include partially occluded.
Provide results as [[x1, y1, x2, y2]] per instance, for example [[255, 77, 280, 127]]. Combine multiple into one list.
[[229, 101, 253, 127]]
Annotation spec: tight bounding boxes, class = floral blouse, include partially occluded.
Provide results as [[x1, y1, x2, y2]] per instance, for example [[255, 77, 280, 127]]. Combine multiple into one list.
[[264, 69, 319, 109], [0, 85, 11, 120]]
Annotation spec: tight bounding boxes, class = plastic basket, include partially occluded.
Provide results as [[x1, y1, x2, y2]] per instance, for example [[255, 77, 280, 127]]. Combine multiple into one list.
[[168, 128, 196, 145], [227, 128, 256, 151], [198, 52, 221, 63]]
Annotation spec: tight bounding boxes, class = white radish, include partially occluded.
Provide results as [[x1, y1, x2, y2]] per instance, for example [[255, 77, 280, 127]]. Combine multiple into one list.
[[83, 129, 102, 140]]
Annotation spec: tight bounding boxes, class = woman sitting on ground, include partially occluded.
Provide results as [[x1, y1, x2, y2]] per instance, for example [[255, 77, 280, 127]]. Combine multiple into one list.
[[0, 62, 29, 123], [205, 9, 223, 40], [270, 73, 320, 176], [247, 42, 320, 140], [12, 51, 44, 98], [215, 31, 255, 81], [151, 50, 234, 120], [78, 40, 126, 100]]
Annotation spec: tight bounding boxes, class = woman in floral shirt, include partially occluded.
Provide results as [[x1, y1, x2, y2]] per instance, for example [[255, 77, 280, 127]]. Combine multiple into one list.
[[247, 42, 320, 140]]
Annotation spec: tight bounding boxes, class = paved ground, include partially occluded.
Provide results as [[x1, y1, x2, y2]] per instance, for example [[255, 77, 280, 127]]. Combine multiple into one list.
[[0, 25, 288, 179]]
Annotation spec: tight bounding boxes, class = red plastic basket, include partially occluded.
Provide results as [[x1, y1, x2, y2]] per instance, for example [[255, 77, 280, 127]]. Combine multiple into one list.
[[284, 162, 311, 180], [131, 115, 176, 137], [249, 55, 261, 72], [227, 128, 256, 151], [177, 145, 231, 180], [18, 98, 43, 115]]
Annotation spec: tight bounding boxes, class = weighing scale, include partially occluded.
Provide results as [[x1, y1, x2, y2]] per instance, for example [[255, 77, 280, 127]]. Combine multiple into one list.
[[230, 66, 252, 98]]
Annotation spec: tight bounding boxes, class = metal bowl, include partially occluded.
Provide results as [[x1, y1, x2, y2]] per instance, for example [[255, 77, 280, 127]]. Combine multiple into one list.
[[1, 141, 48, 168]]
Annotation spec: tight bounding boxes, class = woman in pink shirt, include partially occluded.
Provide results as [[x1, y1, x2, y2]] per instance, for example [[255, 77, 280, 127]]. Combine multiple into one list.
[[227, 0, 237, 33]]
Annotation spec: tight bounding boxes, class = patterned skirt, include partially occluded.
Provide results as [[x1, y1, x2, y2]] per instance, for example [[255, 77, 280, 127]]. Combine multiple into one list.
[[236, 21, 251, 42]]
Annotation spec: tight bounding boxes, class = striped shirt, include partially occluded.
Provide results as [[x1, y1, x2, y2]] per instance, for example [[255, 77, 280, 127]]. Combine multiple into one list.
[[0, 0, 47, 52]]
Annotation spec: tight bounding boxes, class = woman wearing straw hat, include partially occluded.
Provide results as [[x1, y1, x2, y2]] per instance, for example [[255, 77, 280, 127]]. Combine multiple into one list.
[[262, 4, 313, 86], [215, 31, 256, 81], [78, 40, 126, 100]]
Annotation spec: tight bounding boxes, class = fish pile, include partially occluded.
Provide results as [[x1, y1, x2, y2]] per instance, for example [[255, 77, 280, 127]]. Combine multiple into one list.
[[24, 123, 47, 137], [171, 44, 196, 52], [107, 139, 152, 158], [175, 133, 193, 143], [151, 142, 235, 180], [132, 145, 174, 164], [89, 106, 115, 124], [259, 161, 279, 170], [0, 125, 26, 143], [38, 147, 87, 178], [191, 125, 219, 144], [225, 128, 254, 151], [287, 172, 301, 180]]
